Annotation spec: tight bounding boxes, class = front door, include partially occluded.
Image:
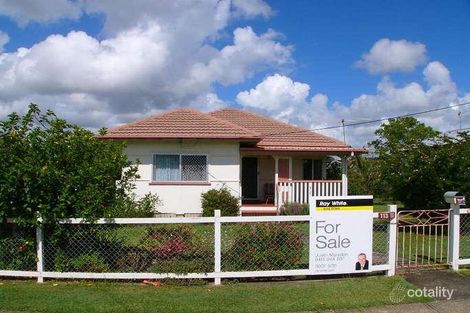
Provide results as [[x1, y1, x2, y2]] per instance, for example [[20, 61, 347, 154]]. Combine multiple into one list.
[[242, 157, 258, 199], [278, 158, 290, 180]]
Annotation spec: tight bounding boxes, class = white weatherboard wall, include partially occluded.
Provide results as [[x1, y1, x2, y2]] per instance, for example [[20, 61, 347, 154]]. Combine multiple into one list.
[[125, 140, 241, 215]]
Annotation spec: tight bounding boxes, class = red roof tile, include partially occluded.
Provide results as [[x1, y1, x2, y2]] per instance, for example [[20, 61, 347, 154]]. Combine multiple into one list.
[[210, 109, 365, 153], [98, 107, 366, 153], [98, 108, 260, 140]]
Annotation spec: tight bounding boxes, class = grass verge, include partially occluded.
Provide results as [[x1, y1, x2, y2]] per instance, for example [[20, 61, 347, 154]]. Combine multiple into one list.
[[0, 276, 429, 313], [459, 268, 470, 277]]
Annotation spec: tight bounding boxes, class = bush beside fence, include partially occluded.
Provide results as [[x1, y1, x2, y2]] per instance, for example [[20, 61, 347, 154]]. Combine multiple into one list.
[[0, 208, 402, 284]]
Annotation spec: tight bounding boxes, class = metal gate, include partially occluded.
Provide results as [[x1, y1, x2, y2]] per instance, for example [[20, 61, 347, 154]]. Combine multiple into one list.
[[397, 209, 450, 269]]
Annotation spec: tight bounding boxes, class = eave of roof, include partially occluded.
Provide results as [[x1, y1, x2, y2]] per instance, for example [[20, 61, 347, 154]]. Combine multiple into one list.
[[97, 136, 260, 141], [240, 146, 368, 154]]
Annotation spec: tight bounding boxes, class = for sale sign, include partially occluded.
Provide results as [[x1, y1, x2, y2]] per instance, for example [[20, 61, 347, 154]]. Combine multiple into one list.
[[310, 196, 373, 274]]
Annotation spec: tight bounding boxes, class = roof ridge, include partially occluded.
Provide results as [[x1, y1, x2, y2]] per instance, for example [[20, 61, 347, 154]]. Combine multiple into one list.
[[211, 108, 350, 147], [102, 110, 169, 134], [212, 108, 308, 132], [101, 107, 261, 139], [198, 110, 262, 137]]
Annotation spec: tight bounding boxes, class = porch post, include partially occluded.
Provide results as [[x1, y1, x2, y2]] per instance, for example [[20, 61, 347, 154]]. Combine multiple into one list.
[[321, 158, 327, 179], [288, 157, 293, 180], [238, 153, 242, 211], [341, 156, 348, 196], [274, 156, 279, 208]]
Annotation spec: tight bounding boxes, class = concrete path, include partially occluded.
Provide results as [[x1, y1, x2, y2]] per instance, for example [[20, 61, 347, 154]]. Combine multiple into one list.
[[403, 269, 470, 300]]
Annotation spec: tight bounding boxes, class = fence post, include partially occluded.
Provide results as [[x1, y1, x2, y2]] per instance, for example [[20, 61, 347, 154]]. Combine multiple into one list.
[[387, 204, 397, 276], [36, 217, 44, 283], [449, 205, 460, 271], [341, 156, 348, 196], [308, 198, 315, 274], [214, 210, 221, 285]]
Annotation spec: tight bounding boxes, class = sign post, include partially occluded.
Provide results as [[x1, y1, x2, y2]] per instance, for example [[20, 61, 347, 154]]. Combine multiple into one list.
[[309, 195, 374, 274]]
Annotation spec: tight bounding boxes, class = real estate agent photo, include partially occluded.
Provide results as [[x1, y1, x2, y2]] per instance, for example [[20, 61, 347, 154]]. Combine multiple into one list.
[[355, 253, 369, 270]]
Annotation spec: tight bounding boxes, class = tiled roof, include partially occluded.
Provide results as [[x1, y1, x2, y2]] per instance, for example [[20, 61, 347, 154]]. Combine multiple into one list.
[[209, 108, 302, 136], [210, 109, 365, 152], [98, 108, 260, 140], [99, 107, 366, 153]]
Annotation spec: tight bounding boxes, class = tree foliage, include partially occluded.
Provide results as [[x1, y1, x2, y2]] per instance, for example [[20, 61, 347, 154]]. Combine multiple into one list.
[[348, 156, 389, 196], [0, 104, 158, 224], [366, 117, 469, 209]]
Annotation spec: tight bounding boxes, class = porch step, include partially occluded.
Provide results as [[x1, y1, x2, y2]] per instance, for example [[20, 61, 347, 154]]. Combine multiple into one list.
[[240, 206, 278, 216]]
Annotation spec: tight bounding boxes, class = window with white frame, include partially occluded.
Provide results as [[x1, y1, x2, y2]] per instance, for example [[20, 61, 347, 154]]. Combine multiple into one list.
[[153, 154, 208, 182]]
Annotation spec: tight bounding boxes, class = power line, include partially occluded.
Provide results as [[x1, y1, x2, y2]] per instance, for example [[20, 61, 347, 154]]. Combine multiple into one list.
[[257, 101, 470, 139], [311, 101, 470, 131], [444, 126, 470, 134]]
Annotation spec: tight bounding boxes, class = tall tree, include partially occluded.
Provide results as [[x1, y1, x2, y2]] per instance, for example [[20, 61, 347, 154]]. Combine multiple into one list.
[[369, 117, 468, 209], [0, 104, 157, 225], [348, 156, 388, 197]]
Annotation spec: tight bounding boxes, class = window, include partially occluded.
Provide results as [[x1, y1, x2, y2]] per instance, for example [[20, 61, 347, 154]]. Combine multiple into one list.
[[302, 159, 323, 180], [181, 155, 207, 181], [153, 154, 208, 182]]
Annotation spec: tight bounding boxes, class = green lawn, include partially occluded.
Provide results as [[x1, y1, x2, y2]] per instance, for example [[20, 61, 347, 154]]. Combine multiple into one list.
[[460, 268, 470, 277], [396, 230, 449, 266], [0, 276, 429, 313], [373, 198, 403, 212]]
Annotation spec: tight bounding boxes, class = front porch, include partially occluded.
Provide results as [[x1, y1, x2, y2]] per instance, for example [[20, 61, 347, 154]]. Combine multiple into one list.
[[239, 153, 349, 215]]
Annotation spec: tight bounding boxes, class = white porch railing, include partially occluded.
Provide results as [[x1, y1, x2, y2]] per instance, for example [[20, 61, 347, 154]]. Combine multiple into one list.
[[277, 180, 343, 207]]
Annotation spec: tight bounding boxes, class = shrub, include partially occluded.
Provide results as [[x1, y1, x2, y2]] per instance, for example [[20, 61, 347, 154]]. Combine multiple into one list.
[[107, 192, 161, 218], [139, 224, 213, 273], [115, 250, 152, 272], [223, 223, 305, 271], [201, 188, 239, 216], [0, 237, 36, 270], [280, 202, 309, 215], [70, 253, 110, 272], [47, 225, 127, 272]]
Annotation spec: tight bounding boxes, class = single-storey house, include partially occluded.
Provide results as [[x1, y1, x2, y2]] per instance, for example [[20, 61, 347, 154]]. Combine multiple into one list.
[[99, 108, 366, 215]]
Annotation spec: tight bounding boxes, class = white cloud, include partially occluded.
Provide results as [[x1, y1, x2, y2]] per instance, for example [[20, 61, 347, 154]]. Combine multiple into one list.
[[0, 31, 9, 51], [0, 25, 169, 107], [188, 93, 227, 112], [236, 62, 466, 147], [184, 28, 292, 89], [232, 0, 273, 18], [0, 0, 81, 26], [83, 0, 271, 35], [236, 74, 309, 122], [356, 38, 427, 74], [0, 1, 290, 128]]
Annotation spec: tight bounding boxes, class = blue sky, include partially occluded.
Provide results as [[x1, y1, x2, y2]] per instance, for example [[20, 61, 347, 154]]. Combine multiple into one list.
[[220, 0, 470, 104], [0, 0, 468, 145]]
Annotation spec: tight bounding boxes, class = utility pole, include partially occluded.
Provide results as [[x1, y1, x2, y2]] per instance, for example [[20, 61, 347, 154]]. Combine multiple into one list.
[[458, 110, 462, 130], [341, 119, 346, 144]]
